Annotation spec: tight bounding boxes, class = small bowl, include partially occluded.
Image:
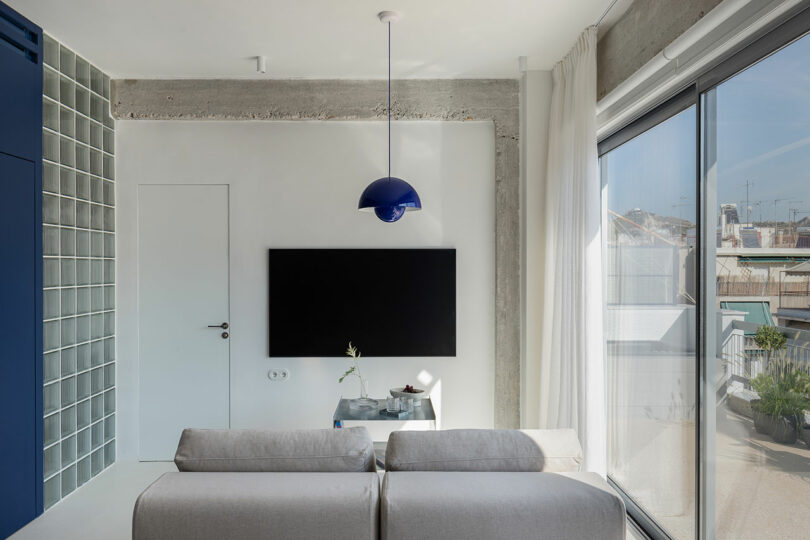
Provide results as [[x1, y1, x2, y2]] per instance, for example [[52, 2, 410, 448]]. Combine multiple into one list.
[[390, 387, 426, 403]]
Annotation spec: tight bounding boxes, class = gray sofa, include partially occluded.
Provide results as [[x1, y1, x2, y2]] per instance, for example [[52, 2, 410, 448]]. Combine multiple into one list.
[[134, 427, 379, 540], [133, 427, 625, 540], [382, 429, 626, 540]]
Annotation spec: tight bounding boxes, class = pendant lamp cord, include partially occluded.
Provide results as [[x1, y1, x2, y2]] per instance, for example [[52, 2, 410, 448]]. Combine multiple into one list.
[[387, 20, 391, 179]]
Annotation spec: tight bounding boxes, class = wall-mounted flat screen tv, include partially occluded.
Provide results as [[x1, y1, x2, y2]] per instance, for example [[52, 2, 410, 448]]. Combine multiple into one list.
[[268, 249, 456, 357]]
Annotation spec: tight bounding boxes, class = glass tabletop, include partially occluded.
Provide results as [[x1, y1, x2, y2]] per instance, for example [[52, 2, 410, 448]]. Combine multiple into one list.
[[332, 398, 436, 422]]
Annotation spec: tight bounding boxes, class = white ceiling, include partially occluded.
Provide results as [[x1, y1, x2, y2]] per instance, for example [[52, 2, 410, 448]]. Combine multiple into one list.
[[9, 0, 615, 79]]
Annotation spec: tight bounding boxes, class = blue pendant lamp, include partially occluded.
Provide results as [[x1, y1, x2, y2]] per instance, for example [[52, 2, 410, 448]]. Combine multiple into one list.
[[358, 11, 421, 223]]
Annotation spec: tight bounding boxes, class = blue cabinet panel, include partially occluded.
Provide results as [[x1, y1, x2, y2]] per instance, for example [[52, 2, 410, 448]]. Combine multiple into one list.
[[0, 152, 39, 537], [0, 1, 43, 537], [0, 2, 42, 162]]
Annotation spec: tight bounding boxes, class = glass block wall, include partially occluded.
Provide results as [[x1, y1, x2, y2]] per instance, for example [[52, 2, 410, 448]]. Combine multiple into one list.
[[41, 34, 115, 510]]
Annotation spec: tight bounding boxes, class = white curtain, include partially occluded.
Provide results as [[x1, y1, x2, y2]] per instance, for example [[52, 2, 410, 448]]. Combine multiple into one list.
[[539, 26, 605, 475]]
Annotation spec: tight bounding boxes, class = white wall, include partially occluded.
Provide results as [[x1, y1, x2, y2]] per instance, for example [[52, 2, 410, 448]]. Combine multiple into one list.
[[115, 120, 495, 458], [520, 69, 553, 428]]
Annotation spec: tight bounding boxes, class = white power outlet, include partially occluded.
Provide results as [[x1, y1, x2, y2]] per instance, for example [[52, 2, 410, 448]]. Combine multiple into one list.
[[268, 368, 289, 381]]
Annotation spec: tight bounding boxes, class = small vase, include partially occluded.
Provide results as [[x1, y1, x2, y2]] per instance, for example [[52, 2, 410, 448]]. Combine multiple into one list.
[[349, 378, 377, 410]]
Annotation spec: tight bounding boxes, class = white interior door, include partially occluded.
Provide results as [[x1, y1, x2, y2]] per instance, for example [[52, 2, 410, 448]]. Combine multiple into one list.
[[138, 184, 230, 460]]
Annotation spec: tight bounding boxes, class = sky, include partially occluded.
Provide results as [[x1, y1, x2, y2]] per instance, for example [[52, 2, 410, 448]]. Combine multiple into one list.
[[606, 32, 810, 224]]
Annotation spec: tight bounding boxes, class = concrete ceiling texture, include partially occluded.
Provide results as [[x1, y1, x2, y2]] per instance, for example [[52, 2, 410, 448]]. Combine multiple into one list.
[[9, 0, 614, 79]]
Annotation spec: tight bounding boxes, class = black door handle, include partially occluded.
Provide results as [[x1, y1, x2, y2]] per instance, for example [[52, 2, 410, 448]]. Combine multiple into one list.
[[208, 322, 229, 329]]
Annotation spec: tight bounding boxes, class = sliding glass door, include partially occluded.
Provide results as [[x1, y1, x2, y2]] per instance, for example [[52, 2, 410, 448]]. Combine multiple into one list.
[[601, 102, 698, 539], [703, 30, 810, 540], [601, 8, 810, 539]]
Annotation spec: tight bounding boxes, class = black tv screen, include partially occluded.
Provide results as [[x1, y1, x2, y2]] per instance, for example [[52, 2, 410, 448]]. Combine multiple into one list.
[[268, 249, 456, 357]]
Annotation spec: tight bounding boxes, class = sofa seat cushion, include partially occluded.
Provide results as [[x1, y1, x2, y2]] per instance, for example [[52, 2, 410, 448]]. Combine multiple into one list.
[[381, 471, 625, 540], [133, 472, 380, 540], [174, 426, 375, 472], [385, 429, 582, 472]]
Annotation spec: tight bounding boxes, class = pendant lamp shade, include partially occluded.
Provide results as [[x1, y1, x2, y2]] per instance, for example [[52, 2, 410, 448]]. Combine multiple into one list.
[[359, 11, 421, 223], [358, 176, 421, 222]]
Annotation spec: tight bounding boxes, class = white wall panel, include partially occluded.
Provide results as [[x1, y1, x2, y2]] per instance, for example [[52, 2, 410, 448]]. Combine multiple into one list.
[[115, 120, 495, 457]]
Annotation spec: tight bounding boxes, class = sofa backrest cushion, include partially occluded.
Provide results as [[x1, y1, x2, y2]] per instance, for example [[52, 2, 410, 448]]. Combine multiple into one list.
[[174, 427, 376, 472], [385, 429, 582, 472]]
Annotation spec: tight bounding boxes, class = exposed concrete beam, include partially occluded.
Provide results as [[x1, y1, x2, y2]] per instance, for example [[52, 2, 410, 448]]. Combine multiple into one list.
[[112, 78, 521, 429], [597, 0, 723, 100]]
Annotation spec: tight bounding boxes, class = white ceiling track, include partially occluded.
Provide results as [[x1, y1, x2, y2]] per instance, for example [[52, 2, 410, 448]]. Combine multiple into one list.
[[596, 0, 805, 140]]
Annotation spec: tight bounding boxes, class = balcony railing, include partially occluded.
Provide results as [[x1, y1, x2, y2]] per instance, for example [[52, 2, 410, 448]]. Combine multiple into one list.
[[721, 320, 810, 383]]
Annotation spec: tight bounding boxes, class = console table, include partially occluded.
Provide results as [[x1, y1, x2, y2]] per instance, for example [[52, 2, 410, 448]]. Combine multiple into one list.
[[332, 398, 437, 469], [332, 398, 436, 428]]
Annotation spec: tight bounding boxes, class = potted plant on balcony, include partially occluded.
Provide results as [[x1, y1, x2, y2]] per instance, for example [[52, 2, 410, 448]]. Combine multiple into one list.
[[754, 324, 787, 376], [784, 370, 810, 446], [751, 383, 806, 444], [749, 326, 788, 435], [750, 373, 772, 434], [747, 326, 810, 443]]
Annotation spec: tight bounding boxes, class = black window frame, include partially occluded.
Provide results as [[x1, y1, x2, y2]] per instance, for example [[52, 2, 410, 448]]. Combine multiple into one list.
[[598, 4, 810, 539]]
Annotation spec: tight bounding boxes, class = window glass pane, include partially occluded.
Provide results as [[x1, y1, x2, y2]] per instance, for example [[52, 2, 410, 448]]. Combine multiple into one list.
[[603, 106, 697, 539], [706, 31, 810, 540]]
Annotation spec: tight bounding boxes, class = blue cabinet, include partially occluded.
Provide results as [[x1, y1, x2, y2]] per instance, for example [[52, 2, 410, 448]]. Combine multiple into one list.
[[0, 1, 43, 161], [0, 153, 40, 535], [0, 1, 43, 536]]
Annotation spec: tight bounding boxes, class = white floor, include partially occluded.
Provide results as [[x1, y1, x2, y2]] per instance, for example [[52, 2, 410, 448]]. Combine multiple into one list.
[[10, 461, 176, 540], [11, 460, 641, 539]]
